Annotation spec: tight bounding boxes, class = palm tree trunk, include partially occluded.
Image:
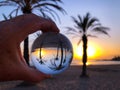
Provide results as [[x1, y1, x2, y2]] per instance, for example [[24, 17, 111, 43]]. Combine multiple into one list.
[[81, 34, 88, 77], [23, 36, 29, 65], [55, 45, 59, 60], [23, 6, 32, 65], [58, 42, 63, 69]]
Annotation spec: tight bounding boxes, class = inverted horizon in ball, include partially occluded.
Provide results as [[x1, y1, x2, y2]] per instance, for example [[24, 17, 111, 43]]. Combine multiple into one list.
[[30, 32, 73, 75]]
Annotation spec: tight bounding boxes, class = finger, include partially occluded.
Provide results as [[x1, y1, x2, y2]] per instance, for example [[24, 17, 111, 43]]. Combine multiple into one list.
[[7, 14, 60, 42], [40, 20, 60, 33]]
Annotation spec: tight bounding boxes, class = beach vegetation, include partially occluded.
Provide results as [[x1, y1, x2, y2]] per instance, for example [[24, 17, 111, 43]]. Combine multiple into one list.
[[66, 12, 109, 77], [112, 56, 120, 61]]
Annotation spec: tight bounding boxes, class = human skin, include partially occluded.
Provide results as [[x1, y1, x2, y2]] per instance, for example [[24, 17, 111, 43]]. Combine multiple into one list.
[[0, 14, 59, 82]]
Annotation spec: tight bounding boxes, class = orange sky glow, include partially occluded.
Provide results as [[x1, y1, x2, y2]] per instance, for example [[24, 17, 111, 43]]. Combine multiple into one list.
[[70, 37, 120, 61]]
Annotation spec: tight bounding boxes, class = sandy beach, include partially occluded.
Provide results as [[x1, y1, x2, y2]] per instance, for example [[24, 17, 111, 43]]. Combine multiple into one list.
[[0, 65, 120, 90]]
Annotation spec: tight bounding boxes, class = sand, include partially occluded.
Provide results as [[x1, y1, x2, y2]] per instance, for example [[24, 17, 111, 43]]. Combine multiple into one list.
[[0, 65, 120, 90]]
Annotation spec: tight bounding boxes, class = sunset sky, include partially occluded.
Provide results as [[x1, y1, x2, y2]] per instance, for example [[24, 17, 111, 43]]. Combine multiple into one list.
[[57, 0, 120, 60], [0, 0, 120, 60]]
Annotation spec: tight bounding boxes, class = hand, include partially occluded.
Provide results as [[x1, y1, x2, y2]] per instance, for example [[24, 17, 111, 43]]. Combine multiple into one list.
[[0, 14, 59, 82]]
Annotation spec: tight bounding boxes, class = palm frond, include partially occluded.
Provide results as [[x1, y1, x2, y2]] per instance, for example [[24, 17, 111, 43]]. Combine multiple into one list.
[[66, 27, 82, 38], [32, 2, 66, 22], [90, 23, 101, 28], [42, 0, 63, 4], [38, 8, 45, 16], [92, 26, 110, 36], [71, 16, 82, 29], [8, 6, 20, 17], [37, 5, 61, 22], [66, 31, 81, 36], [77, 39, 82, 45], [12, 0, 22, 4], [33, 3, 65, 13], [74, 25, 83, 32], [78, 14, 83, 24], [39, 7, 56, 19], [38, 0, 61, 2], [65, 28, 79, 34], [87, 34, 98, 38], [0, 3, 15, 7], [45, 6, 61, 20], [9, 14, 14, 19], [87, 17, 99, 29], [66, 27, 79, 33], [2, 14, 8, 20], [0, 0, 66, 22], [0, 0, 20, 6], [0, 0, 10, 5], [2, 13, 14, 20]]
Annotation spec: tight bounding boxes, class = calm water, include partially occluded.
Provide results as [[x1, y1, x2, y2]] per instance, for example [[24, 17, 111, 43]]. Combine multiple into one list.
[[71, 60, 120, 65]]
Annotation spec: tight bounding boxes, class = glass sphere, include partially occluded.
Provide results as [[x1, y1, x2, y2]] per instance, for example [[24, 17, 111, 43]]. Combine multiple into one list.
[[30, 32, 73, 75]]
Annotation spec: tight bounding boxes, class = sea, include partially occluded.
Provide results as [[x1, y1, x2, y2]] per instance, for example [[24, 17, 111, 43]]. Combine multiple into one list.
[[71, 59, 120, 66]]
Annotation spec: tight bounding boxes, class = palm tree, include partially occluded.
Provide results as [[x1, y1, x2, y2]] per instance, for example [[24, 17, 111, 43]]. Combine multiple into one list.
[[66, 12, 109, 77], [0, 0, 66, 65]]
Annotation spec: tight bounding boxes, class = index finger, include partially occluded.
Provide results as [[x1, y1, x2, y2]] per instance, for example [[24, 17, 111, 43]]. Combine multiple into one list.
[[7, 14, 60, 42]]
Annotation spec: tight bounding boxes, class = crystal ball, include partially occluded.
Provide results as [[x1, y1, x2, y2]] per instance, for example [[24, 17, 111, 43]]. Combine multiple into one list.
[[30, 32, 73, 75]]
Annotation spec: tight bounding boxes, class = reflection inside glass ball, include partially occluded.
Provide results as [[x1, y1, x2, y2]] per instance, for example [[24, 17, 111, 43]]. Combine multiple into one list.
[[30, 32, 73, 75]]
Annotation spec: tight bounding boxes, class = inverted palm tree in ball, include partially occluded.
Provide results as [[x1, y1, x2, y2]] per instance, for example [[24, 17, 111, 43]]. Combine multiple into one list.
[[30, 32, 73, 75]]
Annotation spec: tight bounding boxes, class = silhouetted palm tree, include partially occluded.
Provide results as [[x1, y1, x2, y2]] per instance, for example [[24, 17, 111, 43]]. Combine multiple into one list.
[[67, 12, 109, 77], [0, 0, 66, 65]]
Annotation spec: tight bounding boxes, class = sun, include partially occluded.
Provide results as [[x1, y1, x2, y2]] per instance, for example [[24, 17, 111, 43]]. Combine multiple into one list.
[[87, 46, 96, 57], [74, 43, 97, 58]]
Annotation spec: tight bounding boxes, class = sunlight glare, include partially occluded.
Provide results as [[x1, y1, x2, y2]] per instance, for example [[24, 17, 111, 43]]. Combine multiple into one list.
[[87, 46, 96, 57], [32, 48, 45, 58], [75, 43, 96, 58]]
